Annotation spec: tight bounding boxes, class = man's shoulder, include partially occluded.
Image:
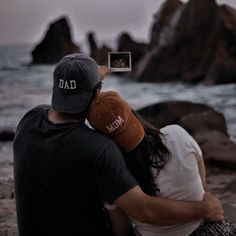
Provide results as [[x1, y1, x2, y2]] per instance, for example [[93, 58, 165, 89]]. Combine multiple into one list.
[[27, 104, 51, 115], [16, 105, 50, 131], [22, 104, 50, 119]]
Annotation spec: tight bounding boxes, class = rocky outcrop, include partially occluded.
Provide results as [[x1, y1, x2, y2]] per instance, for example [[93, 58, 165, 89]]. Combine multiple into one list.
[[0, 130, 15, 142], [87, 32, 112, 65], [194, 130, 236, 169], [149, 0, 183, 48], [133, 0, 236, 84], [116, 32, 147, 69], [137, 101, 236, 169], [31, 17, 80, 64]]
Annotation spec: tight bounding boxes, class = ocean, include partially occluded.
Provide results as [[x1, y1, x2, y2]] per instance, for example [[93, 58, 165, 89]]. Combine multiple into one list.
[[0, 44, 236, 179]]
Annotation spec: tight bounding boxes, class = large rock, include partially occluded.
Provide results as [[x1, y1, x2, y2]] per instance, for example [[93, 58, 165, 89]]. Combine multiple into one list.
[[178, 110, 228, 136], [137, 101, 236, 169], [149, 0, 183, 48], [194, 131, 236, 169], [31, 17, 80, 64], [137, 101, 219, 132], [0, 130, 15, 142], [133, 0, 236, 84]]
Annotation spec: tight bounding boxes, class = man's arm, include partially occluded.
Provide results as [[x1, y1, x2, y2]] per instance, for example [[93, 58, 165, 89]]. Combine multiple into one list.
[[115, 186, 224, 226]]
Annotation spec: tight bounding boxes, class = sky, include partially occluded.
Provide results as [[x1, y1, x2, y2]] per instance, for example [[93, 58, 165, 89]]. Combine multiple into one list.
[[0, 0, 236, 46]]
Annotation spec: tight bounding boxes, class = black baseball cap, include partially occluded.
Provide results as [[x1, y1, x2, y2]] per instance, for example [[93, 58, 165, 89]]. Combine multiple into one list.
[[51, 53, 100, 113]]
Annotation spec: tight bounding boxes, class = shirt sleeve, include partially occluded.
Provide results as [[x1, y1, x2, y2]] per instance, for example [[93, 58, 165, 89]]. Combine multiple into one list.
[[176, 125, 203, 161], [93, 141, 138, 205], [187, 132, 203, 161]]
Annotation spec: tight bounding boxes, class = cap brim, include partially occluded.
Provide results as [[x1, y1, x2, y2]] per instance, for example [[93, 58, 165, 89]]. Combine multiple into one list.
[[51, 88, 94, 114], [114, 114, 145, 153]]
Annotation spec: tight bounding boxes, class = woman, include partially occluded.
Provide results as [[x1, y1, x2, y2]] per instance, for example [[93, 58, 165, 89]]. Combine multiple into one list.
[[87, 91, 236, 236]]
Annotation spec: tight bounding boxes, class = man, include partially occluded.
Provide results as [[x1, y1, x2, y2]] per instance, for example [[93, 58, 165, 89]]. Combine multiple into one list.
[[13, 53, 224, 236]]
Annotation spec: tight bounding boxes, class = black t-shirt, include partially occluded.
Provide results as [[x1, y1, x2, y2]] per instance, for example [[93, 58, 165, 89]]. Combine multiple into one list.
[[13, 105, 137, 236]]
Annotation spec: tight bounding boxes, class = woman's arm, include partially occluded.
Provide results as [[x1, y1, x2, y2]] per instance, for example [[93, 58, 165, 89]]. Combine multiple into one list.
[[197, 158, 207, 190]]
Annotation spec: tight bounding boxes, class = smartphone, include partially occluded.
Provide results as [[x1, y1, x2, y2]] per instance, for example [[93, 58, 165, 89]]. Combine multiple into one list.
[[108, 52, 132, 72]]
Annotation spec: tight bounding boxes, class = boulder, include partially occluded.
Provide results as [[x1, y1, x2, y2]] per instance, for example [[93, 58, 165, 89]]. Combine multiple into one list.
[[0, 130, 15, 142], [194, 130, 236, 169], [137, 101, 235, 170], [179, 110, 228, 136], [31, 16, 80, 64], [136, 101, 217, 131]]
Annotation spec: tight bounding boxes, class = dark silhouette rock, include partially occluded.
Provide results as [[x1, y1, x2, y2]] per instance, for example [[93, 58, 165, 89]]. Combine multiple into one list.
[[0, 130, 15, 141], [150, 0, 183, 48], [133, 0, 236, 84], [87, 32, 112, 65], [87, 32, 98, 61], [31, 16, 80, 64], [137, 101, 218, 132], [179, 110, 228, 136], [117, 32, 147, 69], [195, 130, 236, 169], [197, 131, 236, 170], [137, 101, 235, 169]]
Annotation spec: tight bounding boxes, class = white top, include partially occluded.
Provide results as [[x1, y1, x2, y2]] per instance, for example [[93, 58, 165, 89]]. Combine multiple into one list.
[[132, 125, 205, 236]]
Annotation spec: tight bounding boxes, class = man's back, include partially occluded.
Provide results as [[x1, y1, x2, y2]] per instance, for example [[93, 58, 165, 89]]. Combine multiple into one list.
[[13, 105, 136, 236]]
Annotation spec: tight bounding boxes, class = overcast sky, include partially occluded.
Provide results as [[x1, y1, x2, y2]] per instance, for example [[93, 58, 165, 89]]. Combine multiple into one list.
[[0, 0, 236, 45]]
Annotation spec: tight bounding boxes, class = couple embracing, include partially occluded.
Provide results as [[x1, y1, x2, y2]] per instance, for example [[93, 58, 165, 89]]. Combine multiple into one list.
[[13, 53, 235, 236]]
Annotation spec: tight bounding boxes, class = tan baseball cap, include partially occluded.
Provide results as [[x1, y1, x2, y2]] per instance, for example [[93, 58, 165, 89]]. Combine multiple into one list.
[[87, 91, 145, 152]]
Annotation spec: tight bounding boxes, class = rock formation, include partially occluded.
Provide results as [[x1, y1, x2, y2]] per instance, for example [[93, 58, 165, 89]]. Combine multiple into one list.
[[31, 17, 80, 64], [128, 0, 236, 84], [0, 130, 15, 142], [137, 101, 236, 169], [149, 0, 183, 48], [116, 32, 147, 69], [87, 32, 112, 65]]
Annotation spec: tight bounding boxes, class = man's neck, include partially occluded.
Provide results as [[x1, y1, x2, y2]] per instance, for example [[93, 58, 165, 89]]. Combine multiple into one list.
[[48, 109, 82, 124]]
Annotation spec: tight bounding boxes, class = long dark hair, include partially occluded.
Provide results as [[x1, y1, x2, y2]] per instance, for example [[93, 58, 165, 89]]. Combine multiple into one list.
[[124, 110, 171, 196]]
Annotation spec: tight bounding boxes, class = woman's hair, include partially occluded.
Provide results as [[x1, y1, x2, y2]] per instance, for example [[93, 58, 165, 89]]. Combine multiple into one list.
[[124, 110, 171, 196]]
